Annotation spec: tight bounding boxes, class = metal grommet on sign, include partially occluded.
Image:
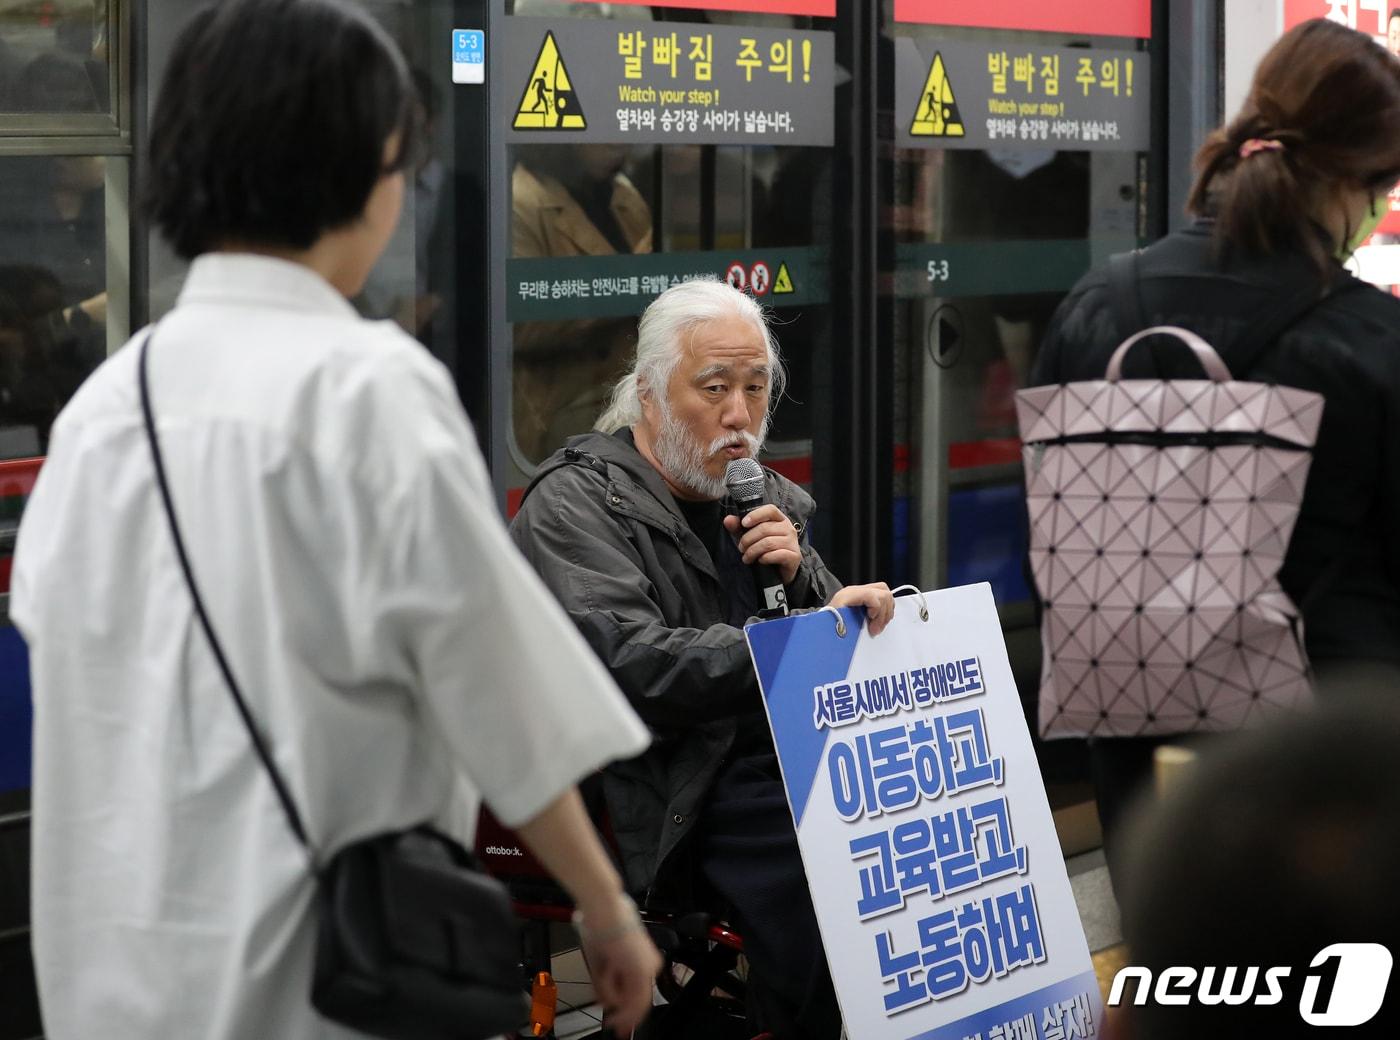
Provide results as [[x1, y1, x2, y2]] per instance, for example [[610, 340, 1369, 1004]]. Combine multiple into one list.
[[820, 604, 847, 638], [892, 584, 930, 621]]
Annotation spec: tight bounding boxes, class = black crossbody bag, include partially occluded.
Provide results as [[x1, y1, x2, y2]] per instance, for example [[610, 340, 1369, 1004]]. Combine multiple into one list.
[[137, 329, 529, 1040]]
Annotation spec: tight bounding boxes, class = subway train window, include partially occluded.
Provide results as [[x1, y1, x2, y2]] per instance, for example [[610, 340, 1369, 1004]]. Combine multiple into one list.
[[509, 142, 652, 464], [507, 140, 830, 467], [0, 156, 108, 457], [502, 2, 839, 516], [0, 2, 111, 117]]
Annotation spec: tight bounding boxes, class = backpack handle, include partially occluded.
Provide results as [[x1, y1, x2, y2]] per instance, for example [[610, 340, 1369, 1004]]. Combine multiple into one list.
[[1105, 325, 1234, 383]]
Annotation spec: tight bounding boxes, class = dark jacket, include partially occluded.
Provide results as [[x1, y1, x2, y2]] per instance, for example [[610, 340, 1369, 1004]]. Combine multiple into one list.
[[509, 429, 840, 906], [1032, 221, 1400, 668]]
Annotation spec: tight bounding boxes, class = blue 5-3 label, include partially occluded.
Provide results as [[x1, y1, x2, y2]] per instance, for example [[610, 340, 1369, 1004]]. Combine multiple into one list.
[[453, 29, 485, 84]]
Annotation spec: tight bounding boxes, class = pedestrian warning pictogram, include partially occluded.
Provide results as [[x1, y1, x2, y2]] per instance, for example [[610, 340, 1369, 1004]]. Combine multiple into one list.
[[513, 31, 586, 130], [773, 262, 794, 294], [910, 53, 964, 138]]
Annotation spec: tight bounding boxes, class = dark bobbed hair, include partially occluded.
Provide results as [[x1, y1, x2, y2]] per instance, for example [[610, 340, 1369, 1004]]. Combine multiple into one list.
[[145, 0, 416, 260], [1188, 18, 1400, 275]]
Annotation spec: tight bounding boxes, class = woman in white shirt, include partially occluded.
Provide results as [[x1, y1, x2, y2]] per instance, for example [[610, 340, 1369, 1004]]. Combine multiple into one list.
[[12, 1, 661, 1037]]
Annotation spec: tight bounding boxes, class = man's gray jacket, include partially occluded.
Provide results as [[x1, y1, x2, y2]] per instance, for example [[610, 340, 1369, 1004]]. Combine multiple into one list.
[[510, 429, 841, 907]]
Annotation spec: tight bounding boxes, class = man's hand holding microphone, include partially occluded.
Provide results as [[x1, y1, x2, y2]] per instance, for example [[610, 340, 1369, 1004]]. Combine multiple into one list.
[[723, 458, 895, 634]]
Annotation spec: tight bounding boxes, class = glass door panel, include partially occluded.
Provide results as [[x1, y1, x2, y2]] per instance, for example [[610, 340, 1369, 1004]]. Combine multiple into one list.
[[497, 3, 844, 530], [879, 5, 1163, 797]]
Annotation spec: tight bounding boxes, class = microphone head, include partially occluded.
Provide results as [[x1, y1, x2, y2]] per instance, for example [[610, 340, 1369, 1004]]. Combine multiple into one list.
[[724, 457, 765, 503]]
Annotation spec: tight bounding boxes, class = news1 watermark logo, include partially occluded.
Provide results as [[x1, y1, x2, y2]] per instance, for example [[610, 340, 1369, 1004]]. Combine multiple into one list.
[[1109, 943, 1394, 1026]]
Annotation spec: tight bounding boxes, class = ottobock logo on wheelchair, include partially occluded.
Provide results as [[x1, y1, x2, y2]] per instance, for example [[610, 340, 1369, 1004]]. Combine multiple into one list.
[[1109, 944, 1393, 1026], [484, 844, 524, 858]]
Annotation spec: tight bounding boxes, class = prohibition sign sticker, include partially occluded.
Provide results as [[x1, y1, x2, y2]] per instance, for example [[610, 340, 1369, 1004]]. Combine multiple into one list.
[[725, 261, 748, 290], [750, 261, 771, 296]]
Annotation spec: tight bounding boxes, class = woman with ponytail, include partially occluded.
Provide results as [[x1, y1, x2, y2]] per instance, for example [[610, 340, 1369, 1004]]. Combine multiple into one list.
[[1030, 18, 1400, 879]]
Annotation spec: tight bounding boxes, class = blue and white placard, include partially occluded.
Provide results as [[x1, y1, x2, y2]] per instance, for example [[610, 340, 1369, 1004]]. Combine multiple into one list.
[[745, 583, 1102, 1040], [452, 29, 485, 84]]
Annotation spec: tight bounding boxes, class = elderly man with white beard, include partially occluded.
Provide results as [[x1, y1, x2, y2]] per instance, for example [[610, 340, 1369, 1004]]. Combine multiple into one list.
[[510, 279, 894, 1039]]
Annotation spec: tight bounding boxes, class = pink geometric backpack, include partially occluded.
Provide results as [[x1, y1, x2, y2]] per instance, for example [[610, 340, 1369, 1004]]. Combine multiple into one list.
[[1017, 310, 1327, 740]]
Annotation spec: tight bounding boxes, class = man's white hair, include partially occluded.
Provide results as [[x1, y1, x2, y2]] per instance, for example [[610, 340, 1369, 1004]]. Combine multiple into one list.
[[595, 278, 787, 434]]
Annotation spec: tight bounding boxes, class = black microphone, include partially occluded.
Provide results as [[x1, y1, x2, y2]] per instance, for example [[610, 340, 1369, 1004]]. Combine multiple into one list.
[[724, 457, 789, 617]]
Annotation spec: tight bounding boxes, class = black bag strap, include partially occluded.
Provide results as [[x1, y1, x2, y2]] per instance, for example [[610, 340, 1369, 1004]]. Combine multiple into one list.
[[1225, 274, 1367, 380], [1109, 247, 1367, 380], [1107, 249, 1147, 344], [137, 329, 321, 873]]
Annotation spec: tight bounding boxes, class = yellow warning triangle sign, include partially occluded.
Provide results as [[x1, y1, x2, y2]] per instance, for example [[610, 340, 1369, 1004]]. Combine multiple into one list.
[[910, 53, 965, 138], [773, 262, 794, 294], [513, 31, 587, 131]]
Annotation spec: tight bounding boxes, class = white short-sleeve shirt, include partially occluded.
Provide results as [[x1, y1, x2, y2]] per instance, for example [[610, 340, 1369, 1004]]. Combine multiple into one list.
[[12, 253, 649, 1039]]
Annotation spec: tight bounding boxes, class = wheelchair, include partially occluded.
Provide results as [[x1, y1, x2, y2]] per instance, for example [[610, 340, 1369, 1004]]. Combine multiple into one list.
[[475, 809, 770, 1040]]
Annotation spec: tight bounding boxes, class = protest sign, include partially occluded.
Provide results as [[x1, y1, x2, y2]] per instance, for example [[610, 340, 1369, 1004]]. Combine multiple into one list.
[[746, 584, 1102, 1039]]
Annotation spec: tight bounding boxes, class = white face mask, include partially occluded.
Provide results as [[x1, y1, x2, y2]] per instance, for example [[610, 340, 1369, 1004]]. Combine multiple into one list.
[[651, 399, 767, 501]]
